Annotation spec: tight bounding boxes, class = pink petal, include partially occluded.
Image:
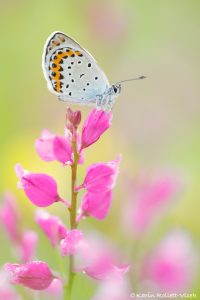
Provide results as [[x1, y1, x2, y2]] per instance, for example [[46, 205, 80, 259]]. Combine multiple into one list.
[[81, 190, 113, 220], [14, 163, 25, 179], [21, 230, 38, 263], [60, 229, 83, 256], [124, 173, 179, 233], [0, 192, 21, 243], [35, 211, 67, 247], [53, 136, 73, 165], [5, 261, 54, 290], [35, 130, 56, 161], [76, 237, 129, 281], [21, 172, 59, 207], [81, 158, 120, 192], [81, 109, 112, 149]]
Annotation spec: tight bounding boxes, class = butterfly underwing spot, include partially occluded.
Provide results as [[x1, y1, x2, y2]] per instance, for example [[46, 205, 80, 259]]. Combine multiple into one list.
[[66, 84, 69, 88], [88, 63, 91, 67], [95, 77, 98, 80], [69, 92, 72, 96], [71, 79, 74, 82], [80, 74, 85, 78]]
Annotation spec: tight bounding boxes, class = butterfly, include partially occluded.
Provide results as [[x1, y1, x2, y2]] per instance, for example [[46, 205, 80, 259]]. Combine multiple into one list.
[[42, 31, 145, 111]]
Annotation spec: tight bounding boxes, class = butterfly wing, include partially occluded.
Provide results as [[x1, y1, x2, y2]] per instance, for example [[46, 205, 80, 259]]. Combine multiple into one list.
[[42, 31, 110, 104]]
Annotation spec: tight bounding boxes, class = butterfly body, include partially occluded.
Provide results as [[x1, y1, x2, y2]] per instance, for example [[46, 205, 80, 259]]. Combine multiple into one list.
[[42, 31, 121, 110]]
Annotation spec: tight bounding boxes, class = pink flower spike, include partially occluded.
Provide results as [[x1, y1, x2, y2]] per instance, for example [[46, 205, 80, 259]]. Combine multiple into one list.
[[15, 164, 59, 207], [35, 129, 56, 161], [81, 157, 121, 193], [21, 230, 38, 263], [35, 210, 67, 247], [0, 192, 21, 243], [5, 261, 54, 290], [53, 136, 73, 165], [81, 108, 112, 149], [81, 190, 113, 220], [60, 229, 83, 256]]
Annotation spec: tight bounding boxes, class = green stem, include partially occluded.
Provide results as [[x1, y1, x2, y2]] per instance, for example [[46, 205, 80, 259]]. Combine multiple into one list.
[[64, 136, 79, 300]]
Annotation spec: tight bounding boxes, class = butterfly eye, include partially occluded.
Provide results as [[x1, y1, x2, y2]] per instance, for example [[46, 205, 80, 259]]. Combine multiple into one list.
[[113, 86, 118, 93]]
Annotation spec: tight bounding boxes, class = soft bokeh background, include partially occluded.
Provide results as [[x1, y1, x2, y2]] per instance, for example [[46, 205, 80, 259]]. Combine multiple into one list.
[[0, 0, 200, 298]]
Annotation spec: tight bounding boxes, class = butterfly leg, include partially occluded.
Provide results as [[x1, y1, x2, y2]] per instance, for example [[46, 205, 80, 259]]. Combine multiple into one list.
[[101, 94, 113, 112], [96, 95, 103, 110]]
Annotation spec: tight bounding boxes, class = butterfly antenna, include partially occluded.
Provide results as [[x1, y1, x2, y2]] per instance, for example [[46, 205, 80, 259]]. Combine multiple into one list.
[[116, 75, 146, 85]]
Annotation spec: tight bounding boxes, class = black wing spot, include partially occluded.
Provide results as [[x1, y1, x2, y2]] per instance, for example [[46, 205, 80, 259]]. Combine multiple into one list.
[[52, 63, 57, 68], [52, 72, 56, 77], [71, 62, 74, 65], [83, 88, 86, 91], [78, 61, 81, 64], [69, 73, 71, 76], [68, 66, 71, 69], [71, 79, 74, 83], [69, 92, 72, 96], [80, 73, 85, 78], [59, 74, 64, 79], [87, 83, 90, 86], [88, 63, 91, 67], [58, 51, 62, 54], [66, 84, 69, 88], [95, 76, 98, 80]]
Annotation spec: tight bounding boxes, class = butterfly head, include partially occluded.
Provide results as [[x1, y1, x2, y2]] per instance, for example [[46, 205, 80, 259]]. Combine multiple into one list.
[[111, 84, 121, 97]]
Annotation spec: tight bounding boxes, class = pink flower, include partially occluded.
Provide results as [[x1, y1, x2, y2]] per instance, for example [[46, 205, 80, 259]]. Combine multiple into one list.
[[81, 109, 112, 149], [77, 157, 121, 193], [141, 231, 198, 293], [0, 192, 21, 243], [15, 164, 59, 207], [76, 236, 129, 280], [35, 211, 67, 247], [35, 130, 55, 161], [53, 136, 73, 165], [35, 130, 73, 165], [80, 190, 113, 220], [5, 261, 54, 290], [20, 230, 38, 263], [60, 229, 83, 256], [124, 173, 179, 233]]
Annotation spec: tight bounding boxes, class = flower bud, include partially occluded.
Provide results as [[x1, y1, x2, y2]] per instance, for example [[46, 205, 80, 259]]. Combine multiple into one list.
[[5, 261, 54, 290]]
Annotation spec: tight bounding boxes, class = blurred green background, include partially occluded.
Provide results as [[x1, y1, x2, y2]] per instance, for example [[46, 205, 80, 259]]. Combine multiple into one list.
[[0, 0, 200, 298]]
